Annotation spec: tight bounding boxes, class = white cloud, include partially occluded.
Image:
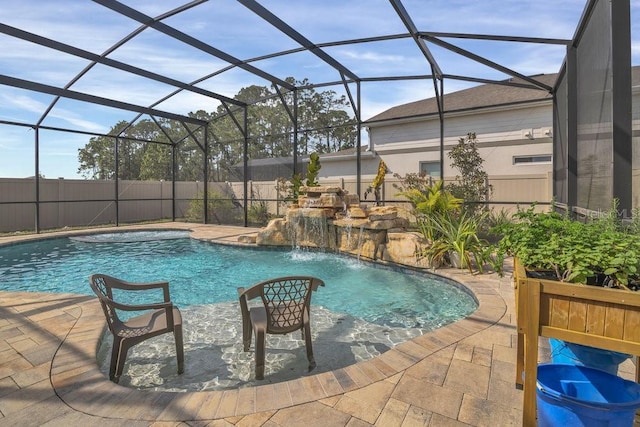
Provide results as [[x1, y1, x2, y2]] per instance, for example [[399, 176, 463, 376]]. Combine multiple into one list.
[[0, 93, 47, 115], [337, 50, 407, 64], [0, 91, 108, 133]]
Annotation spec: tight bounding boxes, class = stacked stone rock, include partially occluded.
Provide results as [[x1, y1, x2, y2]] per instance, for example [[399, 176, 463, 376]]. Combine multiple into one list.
[[254, 186, 430, 268]]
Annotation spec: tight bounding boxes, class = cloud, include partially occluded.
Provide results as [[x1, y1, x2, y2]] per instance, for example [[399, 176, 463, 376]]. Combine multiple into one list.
[[0, 91, 108, 133], [337, 50, 407, 64], [0, 93, 48, 115]]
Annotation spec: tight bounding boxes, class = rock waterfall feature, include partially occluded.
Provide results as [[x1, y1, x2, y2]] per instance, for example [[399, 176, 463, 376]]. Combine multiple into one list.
[[255, 186, 429, 268]]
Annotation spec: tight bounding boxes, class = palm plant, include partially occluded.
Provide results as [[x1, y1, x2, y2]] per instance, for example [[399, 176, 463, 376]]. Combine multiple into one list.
[[422, 211, 487, 272], [398, 180, 462, 240]]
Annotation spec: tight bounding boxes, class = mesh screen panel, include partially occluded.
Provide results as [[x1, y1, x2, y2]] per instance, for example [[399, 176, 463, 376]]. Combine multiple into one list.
[[553, 70, 569, 205], [575, 0, 614, 210]]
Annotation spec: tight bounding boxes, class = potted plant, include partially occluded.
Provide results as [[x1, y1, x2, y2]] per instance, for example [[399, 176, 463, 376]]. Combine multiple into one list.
[[494, 204, 640, 288], [276, 152, 322, 209], [494, 204, 639, 373]]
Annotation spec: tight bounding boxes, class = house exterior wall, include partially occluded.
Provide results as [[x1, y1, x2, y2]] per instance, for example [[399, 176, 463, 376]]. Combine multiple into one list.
[[367, 102, 554, 178]]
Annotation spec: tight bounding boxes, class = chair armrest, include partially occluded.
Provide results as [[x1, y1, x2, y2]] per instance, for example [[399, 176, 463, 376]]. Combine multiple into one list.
[[105, 278, 169, 291], [311, 278, 325, 292], [101, 275, 171, 302], [107, 299, 173, 312], [237, 284, 262, 301], [238, 285, 263, 325]]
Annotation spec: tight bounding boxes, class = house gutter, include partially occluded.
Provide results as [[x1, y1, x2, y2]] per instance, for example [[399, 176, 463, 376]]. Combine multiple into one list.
[[364, 98, 553, 128]]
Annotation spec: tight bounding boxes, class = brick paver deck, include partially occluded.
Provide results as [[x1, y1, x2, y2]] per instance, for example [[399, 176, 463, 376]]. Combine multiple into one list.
[[1, 223, 632, 426]]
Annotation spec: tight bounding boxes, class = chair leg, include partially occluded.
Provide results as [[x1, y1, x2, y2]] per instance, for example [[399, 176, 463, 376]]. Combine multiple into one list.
[[304, 322, 316, 372], [242, 316, 252, 352], [254, 327, 265, 380], [113, 338, 130, 383], [174, 325, 185, 375], [109, 337, 121, 383]]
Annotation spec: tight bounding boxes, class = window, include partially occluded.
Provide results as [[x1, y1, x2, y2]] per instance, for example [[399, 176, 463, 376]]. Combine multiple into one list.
[[419, 161, 441, 178], [513, 155, 552, 165]]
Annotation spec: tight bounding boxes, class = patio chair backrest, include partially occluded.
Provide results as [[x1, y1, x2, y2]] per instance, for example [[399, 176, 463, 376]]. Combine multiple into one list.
[[89, 274, 121, 333], [259, 277, 323, 334]]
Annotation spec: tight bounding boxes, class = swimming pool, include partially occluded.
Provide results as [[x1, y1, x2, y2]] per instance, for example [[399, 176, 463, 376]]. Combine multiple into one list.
[[0, 230, 478, 390], [0, 231, 477, 330]]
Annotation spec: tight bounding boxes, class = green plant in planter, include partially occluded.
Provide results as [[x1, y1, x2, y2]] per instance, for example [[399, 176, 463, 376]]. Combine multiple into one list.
[[275, 174, 303, 206], [276, 152, 321, 206], [494, 204, 640, 287], [500, 203, 638, 374]]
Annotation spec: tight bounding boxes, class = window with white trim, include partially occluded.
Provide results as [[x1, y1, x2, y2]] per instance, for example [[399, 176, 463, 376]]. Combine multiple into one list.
[[419, 161, 441, 178], [513, 155, 552, 165]]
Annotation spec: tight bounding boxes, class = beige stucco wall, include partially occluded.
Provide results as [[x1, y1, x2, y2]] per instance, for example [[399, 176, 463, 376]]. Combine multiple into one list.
[[365, 102, 554, 178]]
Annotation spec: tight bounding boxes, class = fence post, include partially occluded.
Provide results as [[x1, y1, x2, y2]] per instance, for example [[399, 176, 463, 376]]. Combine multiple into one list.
[[275, 179, 280, 217], [485, 176, 491, 211]]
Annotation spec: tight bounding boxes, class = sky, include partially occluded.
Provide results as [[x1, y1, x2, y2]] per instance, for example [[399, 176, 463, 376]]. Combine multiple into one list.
[[0, 0, 638, 179]]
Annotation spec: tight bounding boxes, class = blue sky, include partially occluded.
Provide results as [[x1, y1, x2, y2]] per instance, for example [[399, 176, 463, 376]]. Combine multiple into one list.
[[0, 0, 638, 178]]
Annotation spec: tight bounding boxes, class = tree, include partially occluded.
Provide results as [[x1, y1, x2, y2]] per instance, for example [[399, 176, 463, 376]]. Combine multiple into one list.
[[77, 78, 357, 180], [447, 132, 492, 214]]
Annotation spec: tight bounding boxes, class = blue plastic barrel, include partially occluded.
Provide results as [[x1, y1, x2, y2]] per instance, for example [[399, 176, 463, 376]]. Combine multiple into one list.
[[549, 338, 632, 375], [537, 364, 640, 427]]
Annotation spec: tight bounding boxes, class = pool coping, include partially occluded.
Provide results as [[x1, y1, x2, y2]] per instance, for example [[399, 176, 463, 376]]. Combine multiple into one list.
[[1, 223, 508, 422]]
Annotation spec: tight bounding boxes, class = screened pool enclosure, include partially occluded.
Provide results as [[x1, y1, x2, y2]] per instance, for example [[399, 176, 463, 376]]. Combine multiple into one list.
[[0, 0, 636, 232]]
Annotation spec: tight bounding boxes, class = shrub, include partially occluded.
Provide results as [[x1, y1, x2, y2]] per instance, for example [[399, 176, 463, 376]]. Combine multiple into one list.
[[447, 132, 492, 215], [247, 187, 272, 226], [186, 190, 240, 224]]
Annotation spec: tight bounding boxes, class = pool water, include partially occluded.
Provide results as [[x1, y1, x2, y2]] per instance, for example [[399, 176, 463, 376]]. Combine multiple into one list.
[[0, 232, 477, 330], [0, 230, 479, 390]]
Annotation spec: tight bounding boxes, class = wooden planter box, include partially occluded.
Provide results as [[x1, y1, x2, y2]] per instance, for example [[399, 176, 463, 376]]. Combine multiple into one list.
[[513, 257, 640, 426]]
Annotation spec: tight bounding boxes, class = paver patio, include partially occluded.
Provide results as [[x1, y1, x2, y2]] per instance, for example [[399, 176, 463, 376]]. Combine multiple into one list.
[[0, 223, 635, 426]]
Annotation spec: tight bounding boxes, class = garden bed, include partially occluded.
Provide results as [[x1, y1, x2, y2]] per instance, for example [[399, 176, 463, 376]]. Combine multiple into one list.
[[513, 257, 640, 425]]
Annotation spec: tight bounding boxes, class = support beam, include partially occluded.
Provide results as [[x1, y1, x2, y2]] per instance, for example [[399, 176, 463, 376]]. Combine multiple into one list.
[[237, 0, 360, 82], [389, 0, 442, 78], [0, 74, 207, 125], [1, 24, 242, 107], [243, 108, 249, 227], [34, 127, 40, 233], [420, 35, 553, 92], [421, 31, 570, 46], [610, 0, 632, 217], [94, 0, 294, 90]]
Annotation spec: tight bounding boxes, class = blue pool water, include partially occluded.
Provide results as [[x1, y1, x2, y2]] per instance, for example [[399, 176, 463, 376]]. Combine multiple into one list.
[[0, 231, 477, 330]]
